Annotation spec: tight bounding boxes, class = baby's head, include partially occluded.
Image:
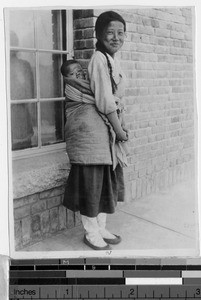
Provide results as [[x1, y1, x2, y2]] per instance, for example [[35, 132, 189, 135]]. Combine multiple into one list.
[[60, 59, 85, 79]]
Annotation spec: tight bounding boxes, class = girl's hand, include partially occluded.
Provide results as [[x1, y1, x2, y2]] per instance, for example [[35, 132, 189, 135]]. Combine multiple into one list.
[[121, 125, 129, 140], [116, 129, 128, 142], [122, 124, 129, 133]]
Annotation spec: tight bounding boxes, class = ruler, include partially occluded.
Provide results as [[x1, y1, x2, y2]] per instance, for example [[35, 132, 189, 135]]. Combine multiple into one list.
[[9, 258, 201, 300], [10, 284, 201, 299]]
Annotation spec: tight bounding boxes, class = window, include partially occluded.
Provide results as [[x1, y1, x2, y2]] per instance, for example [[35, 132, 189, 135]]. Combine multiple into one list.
[[5, 9, 73, 157]]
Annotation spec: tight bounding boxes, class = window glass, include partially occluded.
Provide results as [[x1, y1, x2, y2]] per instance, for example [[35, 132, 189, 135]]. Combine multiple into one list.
[[8, 9, 69, 153], [11, 103, 38, 150], [9, 11, 35, 48], [10, 51, 36, 100], [41, 101, 64, 146], [39, 53, 62, 98], [37, 10, 62, 50]]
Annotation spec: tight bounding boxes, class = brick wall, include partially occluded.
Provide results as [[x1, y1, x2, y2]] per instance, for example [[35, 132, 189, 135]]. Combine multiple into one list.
[[14, 186, 81, 250], [74, 8, 195, 203]]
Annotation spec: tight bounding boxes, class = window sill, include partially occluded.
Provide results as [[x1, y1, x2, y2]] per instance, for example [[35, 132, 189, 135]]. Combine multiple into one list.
[[12, 149, 70, 199]]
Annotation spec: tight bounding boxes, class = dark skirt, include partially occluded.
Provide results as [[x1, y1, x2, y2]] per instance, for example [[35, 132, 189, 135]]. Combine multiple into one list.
[[63, 164, 125, 217]]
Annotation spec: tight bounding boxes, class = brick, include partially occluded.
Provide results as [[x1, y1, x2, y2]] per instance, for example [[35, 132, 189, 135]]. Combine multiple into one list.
[[147, 163, 154, 175], [181, 8, 193, 18], [74, 50, 83, 59], [41, 210, 50, 234], [136, 9, 157, 19], [59, 206, 67, 230], [131, 180, 137, 200], [154, 45, 170, 54], [127, 23, 137, 32], [138, 168, 146, 178], [83, 28, 95, 39], [50, 207, 59, 233], [136, 179, 142, 199], [74, 40, 86, 49], [74, 30, 84, 40], [83, 49, 95, 59], [146, 177, 153, 194], [136, 44, 155, 53], [121, 51, 131, 60], [73, 9, 94, 19], [14, 205, 31, 220], [40, 186, 64, 200], [14, 194, 39, 209], [137, 25, 154, 35], [125, 182, 132, 203], [74, 17, 95, 29], [141, 177, 147, 197], [47, 196, 62, 209], [75, 211, 82, 227], [170, 47, 192, 56], [31, 200, 47, 215], [22, 216, 31, 245], [85, 39, 95, 49], [31, 214, 41, 233], [155, 28, 170, 38], [67, 209, 75, 229]]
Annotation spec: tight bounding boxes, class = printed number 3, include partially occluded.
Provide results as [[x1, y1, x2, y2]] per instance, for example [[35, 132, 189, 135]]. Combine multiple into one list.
[[196, 288, 200, 295]]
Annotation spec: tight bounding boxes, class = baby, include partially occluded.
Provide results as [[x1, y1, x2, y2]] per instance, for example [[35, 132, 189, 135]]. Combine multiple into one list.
[[61, 59, 94, 96], [61, 59, 85, 80], [61, 59, 129, 160]]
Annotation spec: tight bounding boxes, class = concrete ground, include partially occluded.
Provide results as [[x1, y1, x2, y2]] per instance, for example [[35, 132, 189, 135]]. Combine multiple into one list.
[[23, 179, 199, 256]]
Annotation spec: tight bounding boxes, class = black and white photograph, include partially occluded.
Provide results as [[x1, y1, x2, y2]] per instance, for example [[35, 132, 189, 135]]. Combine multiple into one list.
[[4, 3, 199, 258]]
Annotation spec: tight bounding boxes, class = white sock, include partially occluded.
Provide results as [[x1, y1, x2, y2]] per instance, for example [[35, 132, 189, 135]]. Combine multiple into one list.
[[81, 215, 107, 247], [97, 213, 117, 239]]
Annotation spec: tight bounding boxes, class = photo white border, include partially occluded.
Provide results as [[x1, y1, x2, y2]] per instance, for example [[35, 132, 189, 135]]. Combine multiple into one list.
[[0, 0, 200, 260]]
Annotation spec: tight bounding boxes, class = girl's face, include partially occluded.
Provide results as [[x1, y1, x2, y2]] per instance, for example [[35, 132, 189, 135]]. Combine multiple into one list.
[[99, 21, 125, 57]]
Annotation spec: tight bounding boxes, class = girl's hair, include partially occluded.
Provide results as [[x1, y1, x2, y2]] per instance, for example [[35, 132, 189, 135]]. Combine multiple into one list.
[[95, 11, 126, 94], [96, 41, 118, 94], [60, 59, 79, 76]]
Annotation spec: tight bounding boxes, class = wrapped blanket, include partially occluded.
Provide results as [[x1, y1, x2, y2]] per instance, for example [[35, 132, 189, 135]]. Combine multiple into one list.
[[64, 78, 128, 169]]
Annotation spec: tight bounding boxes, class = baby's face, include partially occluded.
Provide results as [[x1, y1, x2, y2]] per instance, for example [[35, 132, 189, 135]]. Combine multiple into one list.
[[67, 63, 85, 79]]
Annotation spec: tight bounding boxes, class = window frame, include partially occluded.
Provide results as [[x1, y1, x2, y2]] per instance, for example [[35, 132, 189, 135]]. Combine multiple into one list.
[[5, 8, 73, 160]]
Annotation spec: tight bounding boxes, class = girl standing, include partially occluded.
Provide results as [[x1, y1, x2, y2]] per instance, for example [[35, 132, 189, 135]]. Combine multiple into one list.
[[63, 11, 128, 250]]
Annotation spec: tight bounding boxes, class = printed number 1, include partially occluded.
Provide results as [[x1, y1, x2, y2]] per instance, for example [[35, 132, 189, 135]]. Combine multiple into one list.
[[66, 289, 68, 295]]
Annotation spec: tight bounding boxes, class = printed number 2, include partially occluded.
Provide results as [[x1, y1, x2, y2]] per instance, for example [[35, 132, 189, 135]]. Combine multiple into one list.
[[129, 289, 135, 296], [196, 288, 200, 295]]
